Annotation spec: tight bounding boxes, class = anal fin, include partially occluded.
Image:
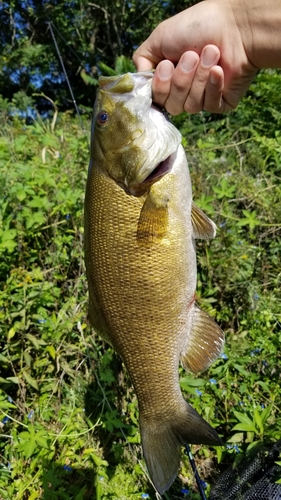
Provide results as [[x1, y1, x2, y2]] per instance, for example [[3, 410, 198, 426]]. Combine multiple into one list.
[[191, 203, 216, 239], [181, 305, 224, 373]]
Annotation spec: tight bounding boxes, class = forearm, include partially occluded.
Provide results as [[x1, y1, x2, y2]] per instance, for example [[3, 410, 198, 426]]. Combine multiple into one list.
[[221, 0, 281, 69]]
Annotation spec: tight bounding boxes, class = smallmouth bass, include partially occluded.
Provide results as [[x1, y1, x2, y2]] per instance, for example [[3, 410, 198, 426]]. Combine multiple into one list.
[[84, 72, 224, 494]]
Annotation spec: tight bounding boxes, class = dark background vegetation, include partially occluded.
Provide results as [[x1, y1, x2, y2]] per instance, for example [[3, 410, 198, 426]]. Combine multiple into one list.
[[1, 1, 281, 499], [0, 0, 195, 114]]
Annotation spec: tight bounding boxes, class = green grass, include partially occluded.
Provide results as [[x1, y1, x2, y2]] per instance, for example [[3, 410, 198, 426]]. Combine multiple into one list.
[[1, 70, 281, 499]]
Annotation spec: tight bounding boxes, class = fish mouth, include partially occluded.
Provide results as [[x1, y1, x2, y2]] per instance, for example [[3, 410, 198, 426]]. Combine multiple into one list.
[[123, 153, 175, 197], [142, 155, 173, 184]]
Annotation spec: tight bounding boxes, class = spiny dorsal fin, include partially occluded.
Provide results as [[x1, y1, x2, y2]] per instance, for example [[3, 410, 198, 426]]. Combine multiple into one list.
[[191, 203, 216, 239], [181, 305, 224, 373], [137, 191, 169, 245]]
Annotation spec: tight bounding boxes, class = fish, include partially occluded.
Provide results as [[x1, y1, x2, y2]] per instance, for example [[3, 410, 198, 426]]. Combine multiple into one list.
[[84, 71, 224, 495]]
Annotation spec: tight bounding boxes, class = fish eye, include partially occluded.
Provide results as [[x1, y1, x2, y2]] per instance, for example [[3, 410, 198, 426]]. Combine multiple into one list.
[[97, 110, 109, 127]]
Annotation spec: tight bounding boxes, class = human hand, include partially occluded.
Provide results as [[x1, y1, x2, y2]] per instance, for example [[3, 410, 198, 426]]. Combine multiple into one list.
[[133, 0, 258, 114]]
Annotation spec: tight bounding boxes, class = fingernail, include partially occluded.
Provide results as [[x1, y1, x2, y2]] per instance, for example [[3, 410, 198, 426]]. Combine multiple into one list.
[[180, 52, 198, 73], [201, 45, 219, 68], [158, 61, 173, 81], [210, 72, 219, 85]]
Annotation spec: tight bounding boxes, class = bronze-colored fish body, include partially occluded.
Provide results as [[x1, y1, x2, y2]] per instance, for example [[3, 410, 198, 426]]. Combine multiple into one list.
[[85, 72, 224, 494]]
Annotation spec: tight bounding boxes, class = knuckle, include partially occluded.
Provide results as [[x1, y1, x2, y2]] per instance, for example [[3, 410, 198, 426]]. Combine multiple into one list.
[[171, 80, 189, 93], [152, 86, 169, 107], [152, 94, 167, 108], [204, 103, 220, 113], [203, 95, 220, 113], [194, 68, 210, 85], [166, 101, 183, 116], [184, 96, 203, 114]]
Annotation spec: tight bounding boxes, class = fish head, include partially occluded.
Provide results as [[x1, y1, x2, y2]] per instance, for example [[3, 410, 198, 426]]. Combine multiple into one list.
[[90, 72, 182, 196]]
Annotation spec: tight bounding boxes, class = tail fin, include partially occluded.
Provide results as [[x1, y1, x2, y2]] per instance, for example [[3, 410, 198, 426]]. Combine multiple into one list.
[[140, 401, 222, 495]]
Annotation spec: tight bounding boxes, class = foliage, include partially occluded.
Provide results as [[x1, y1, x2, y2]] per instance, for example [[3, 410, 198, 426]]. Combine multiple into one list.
[[0, 0, 194, 115], [1, 68, 281, 499], [177, 68, 281, 467]]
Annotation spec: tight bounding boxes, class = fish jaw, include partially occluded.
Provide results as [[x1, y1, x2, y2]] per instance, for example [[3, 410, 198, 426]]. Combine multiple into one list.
[[123, 105, 182, 196], [91, 72, 182, 196], [121, 150, 179, 197]]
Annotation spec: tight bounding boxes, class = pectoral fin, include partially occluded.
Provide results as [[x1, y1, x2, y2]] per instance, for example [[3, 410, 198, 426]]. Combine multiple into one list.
[[191, 203, 216, 239], [181, 305, 224, 373], [137, 191, 169, 244]]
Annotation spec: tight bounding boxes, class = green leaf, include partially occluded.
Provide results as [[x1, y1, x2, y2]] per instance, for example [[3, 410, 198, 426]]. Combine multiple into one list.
[[26, 211, 45, 229], [46, 345, 56, 359], [237, 210, 260, 230], [6, 377, 20, 384], [22, 371, 39, 390], [26, 491, 39, 500], [195, 194, 215, 215], [0, 353, 9, 363], [197, 138, 212, 149], [91, 454, 109, 467], [7, 327, 16, 340], [23, 351, 32, 368], [260, 404, 274, 426], [28, 196, 49, 209], [16, 188, 27, 201], [233, 363, 249, 377], [228, 432, 244, 443], [18, 429, 38, 458], [26, 333, 41, 350], [98, 61, 116, 76], [0, 401, 16, 409], [232, 423, 258, 433], [212, 178, 236, 199], [0, 239, 17, 252], [255, 381, 270, 392], [253, 407, 263, 434], [180, 377, 206, 387], [80, 71, 98, 86], [232, 411, 258, 433], [1, 229, 17, 242], [36, 435, 49, 449]]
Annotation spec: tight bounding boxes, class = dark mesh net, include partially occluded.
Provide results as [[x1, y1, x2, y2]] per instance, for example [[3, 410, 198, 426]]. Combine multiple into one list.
[[209, 441, 281, 500]]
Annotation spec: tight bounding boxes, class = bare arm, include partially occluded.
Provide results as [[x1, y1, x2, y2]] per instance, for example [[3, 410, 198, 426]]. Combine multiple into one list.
[[133, 0, 281, 114]]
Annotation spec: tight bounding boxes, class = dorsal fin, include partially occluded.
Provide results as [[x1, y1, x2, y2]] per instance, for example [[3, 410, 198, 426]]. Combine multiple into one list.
[[191, 203, 216, 239], [181, 305, 224, 373]]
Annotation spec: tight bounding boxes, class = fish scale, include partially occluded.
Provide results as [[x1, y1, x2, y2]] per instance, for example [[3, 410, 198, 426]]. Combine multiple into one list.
[[86, 166, 188, 416], [84, 72, 224, 494]]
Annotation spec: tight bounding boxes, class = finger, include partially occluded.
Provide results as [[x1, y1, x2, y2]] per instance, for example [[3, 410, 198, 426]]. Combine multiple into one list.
[[151, 60, 174, 108], [133, 54, 156, 72], [133, 25, 166, 71], [184, 45, 220, 114], [163, 51, 200, 115], [202, 66, 225, 112]]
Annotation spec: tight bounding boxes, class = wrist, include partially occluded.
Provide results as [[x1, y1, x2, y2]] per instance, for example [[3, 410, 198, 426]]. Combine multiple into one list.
[[226, 0, 281, 69]]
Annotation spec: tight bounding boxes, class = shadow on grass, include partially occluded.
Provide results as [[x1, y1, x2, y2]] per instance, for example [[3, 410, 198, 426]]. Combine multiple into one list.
[[39, 374, 120, 500], [40, 461, 96, 500]]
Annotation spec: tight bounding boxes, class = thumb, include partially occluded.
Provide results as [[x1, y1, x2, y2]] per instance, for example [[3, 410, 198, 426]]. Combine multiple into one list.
[[133, 52, 158, 72]]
